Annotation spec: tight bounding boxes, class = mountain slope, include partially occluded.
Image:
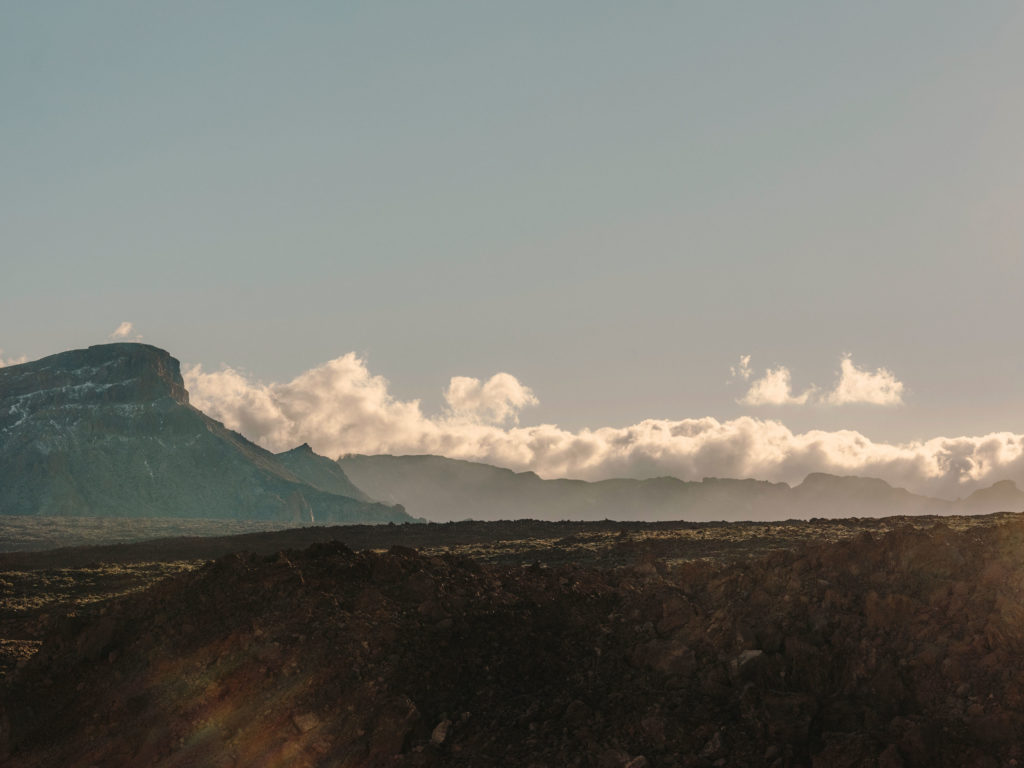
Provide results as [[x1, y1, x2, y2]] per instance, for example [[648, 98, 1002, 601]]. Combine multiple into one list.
[[337, 454, 988, 523], [959, 479, 1024, 515], [337, 454, 795, 522], [0, 344, 410, 523], [791, 472, 953, 518], [275, 443, 373, 502]]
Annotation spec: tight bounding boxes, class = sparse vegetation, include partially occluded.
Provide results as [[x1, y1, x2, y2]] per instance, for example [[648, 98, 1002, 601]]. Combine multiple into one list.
[[4, 514, 1024, 765]]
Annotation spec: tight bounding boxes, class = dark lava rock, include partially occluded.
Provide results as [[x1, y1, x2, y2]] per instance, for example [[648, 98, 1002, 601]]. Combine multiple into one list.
[[4, 522, 1024, 766]]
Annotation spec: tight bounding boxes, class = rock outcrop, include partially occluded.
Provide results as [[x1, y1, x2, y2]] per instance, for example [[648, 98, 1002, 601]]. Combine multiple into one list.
[[0, 344, 411, 524]]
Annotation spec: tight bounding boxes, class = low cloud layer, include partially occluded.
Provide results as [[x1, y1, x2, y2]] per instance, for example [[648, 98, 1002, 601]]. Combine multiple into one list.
[[185, 353, 1024, 499], [736, 355, 904, 407]]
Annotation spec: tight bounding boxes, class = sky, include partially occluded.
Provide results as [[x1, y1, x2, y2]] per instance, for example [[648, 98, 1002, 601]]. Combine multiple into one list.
[[3, 3, 1024, 498]]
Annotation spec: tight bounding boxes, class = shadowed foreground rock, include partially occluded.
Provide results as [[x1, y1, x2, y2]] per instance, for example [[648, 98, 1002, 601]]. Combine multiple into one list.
[[4, 520, 1024, 767]]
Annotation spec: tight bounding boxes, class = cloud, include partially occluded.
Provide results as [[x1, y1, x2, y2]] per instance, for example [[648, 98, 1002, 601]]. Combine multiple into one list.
[[734, 355, 905, 407], [730, 355, 752, 381], [184, 354, 430, 455], [739, 366, 815, 406], [184, 352, 1024, 499], [110, 321, 142, 341], [0, 350, 28, 368], [825, 355, 905, 406], [444, 373, 538, 424]]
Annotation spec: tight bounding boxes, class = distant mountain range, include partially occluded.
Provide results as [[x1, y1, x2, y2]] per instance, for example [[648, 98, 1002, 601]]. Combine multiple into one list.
[[0, 344, 411, 524], [3, 343, 1023, 525], [338, 453, 1024, 523]]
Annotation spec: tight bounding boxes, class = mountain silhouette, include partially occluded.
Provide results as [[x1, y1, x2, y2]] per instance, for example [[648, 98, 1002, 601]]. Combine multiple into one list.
[[5, 343, 1019, 525], [335, 454, 1023, 523], [0, 344, 410, 523]]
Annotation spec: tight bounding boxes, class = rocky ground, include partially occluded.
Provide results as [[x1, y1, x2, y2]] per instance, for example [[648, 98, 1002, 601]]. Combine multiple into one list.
[[0, 514, 302, 553], [2, 513, 1024, 766]]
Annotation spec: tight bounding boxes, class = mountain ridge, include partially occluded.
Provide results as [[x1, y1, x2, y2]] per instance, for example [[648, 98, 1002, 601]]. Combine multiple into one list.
[[0, 344, 411, 524], [5, 342, 1020, 525], [337, 453, 1021, 523]]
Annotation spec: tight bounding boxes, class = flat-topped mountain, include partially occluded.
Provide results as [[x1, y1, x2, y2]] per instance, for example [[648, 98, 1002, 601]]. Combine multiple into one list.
[[337, 454, 1013, 523], [0, 344, 411, 523]]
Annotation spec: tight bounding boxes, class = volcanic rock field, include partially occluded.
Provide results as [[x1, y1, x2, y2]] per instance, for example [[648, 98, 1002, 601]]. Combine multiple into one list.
[[3, 514, 1024, 767]]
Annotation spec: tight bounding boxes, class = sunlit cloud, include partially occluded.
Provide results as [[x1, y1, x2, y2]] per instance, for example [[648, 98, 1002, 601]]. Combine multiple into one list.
[[444, 373, 538, 425], [825, 355, 904, 406], [734, 354, 905, 407], [730, 354, 752, 381], [739, 366, 815, 406], [0, 350, 28, 368], [185, 353, 1024, 498], [110, 321, 142, 340]]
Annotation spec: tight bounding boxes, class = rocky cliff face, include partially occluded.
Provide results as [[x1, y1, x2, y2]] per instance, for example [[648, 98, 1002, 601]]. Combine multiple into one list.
[[0, 344, 411, 524], [0, 343, 190, 410]]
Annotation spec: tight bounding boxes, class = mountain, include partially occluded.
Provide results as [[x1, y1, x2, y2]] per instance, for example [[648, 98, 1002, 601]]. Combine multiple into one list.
[[335, 454, 793, 522], [959, 479, 1024, 515], [337, 454, 1007, 523], [7, 343, 1016, 526], [791, 472, 953, 518], [275, 443, 373, 502], [0, 344, 412, 524]]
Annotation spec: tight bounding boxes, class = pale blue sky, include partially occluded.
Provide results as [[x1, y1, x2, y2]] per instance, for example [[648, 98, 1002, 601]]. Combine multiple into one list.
[[3, 2, 1023, 448]]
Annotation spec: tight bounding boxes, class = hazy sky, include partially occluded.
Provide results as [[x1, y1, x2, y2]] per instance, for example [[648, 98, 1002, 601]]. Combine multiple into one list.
[[3, 4, 1024, 495]]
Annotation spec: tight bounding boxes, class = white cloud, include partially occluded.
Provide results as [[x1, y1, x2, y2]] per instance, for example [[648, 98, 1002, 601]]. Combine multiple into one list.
[[184, 354, 430, 455], [735, 355, 905, 407], [730, 354, 752, 381], [110, 321, 142, 340], [184, 352, 1024, 499], [825, 355, 904, 406], [739, 366, 815, 406], [0, 350, 28, 368], [444, 373, 538, 424]]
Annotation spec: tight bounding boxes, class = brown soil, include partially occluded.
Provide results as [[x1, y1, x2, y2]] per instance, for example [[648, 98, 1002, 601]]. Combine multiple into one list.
[[2, 514, 1024, 766]]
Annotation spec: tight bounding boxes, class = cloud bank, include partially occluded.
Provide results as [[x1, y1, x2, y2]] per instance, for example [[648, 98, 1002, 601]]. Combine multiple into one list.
[[184, 353, 1024, 499], [736, 355, 905, 407]]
